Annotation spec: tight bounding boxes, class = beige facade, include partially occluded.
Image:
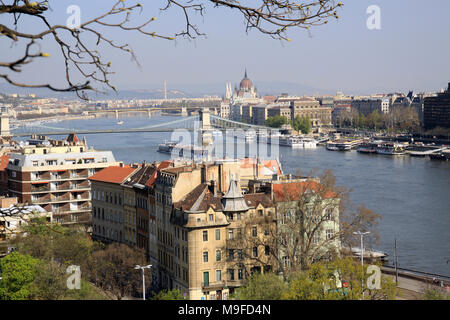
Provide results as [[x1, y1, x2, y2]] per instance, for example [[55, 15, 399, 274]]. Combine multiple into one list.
[[290, 100, 332, 127], [91, 180, 126, 243]]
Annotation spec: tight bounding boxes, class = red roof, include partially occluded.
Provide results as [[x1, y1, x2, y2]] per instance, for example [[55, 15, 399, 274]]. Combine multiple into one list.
[[273, 180, 337, 201], [145, 160, 173, 187], [0, 155, 10, 171], [88, 165, 137, 184]]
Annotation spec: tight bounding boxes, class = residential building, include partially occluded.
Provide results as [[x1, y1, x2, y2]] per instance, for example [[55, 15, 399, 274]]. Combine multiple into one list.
[[171, 176, 276, 300], [0, 197, 48, 243], [6, 134, 120, 224], [90, 164, 139, 243], [351, 98, 390, 116], [424, 83, 450, 130]]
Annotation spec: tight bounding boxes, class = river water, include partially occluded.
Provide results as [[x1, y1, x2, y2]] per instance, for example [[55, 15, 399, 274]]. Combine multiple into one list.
[[14, 114, 450, 276]]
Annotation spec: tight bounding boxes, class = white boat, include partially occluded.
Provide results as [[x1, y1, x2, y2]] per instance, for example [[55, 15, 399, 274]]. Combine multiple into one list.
[[268, 135, 317, 148], [117, 120, 124, 125], [327, 140, 352, 151], [376, 143, 406, 155]]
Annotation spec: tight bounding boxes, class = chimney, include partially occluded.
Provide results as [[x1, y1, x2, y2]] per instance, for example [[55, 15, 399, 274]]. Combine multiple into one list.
[[211, 180, 217, 197], [119, 162, 124, 168]]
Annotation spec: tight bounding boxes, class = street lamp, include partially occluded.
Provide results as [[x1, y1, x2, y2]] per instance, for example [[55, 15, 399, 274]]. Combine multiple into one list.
[[353, 231, 370, 300], [135, 264, 152, 300]]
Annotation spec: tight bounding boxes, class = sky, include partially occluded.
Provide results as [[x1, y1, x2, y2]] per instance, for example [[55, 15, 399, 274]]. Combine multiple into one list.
[[1, 0, 450, 96]]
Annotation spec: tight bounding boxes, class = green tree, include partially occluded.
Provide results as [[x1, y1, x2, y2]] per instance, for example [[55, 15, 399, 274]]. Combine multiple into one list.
[[233, 272, 287, 300], [32, 260, 68, 300], [0, 252, 38, 300], [266, 115, 289, 128], [282, 258, 397, 300], [152, 289, 187, 300], [423, 287, 450, 300], [86, 243, 148, 300]]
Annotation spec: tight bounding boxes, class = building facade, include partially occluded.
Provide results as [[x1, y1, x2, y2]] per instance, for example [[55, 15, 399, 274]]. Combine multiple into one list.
[[423, 83, 450, 130], [7, 134, 120, 224]]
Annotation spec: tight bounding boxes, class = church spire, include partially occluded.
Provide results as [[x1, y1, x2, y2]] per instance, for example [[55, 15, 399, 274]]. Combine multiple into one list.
[[244, 68, 248, 79]]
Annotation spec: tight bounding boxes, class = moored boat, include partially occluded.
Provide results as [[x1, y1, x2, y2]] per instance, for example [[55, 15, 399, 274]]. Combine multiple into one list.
[[376, 142, 406, 155]]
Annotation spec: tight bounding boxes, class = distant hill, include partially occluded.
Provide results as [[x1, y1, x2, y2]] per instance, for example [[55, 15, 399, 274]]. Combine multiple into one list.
[[0, 81, 334, 100]]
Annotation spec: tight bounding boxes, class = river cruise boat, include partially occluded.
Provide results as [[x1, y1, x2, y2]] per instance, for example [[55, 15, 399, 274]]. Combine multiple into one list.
[[356, 142, 378, 154], [376, 142, 406, 155], [326, 140, 352, 151], [429, 152, 450, 161], [158, 142, 208, 159], [267, 135, 317, 148]]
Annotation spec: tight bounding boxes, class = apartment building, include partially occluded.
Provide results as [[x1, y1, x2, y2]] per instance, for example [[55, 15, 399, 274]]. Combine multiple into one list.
[[290, 98, 332, 127], [424, 83, 450, 130], [6, 134, 120, 224], [171, 178, 276, 300], [0, 197, 48, 243], [351, 98, 390, 116], [88, 156, 340, 300], [90, 164, 139, 243]]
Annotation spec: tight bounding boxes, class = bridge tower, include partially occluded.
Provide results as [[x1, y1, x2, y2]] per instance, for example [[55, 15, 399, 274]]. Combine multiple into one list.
[[0, 112, 11, 137], [198, 109, 213, 158]]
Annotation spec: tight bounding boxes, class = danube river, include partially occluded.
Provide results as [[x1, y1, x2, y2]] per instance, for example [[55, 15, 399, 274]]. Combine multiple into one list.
[[14, 114, 450, 276]]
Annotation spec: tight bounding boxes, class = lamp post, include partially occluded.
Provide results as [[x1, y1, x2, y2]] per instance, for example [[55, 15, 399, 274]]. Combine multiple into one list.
[[353, 231, 370, 300], [135, 264, 152, 300]]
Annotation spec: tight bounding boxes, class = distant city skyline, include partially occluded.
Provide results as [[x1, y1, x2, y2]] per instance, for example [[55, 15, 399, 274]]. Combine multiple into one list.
[[1, 0, 450, 97]]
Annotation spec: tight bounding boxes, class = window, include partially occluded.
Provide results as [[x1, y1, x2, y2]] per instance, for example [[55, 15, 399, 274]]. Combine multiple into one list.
[[203, 230, 208, 241], [216, 270, 222, 282], [228, 249, 234, 261], [237, 249, 243, 260], [326, 229, 334, 240], [228, 228, 234, 240], [203, 251, 208, 263], [238, 269, 243, 280], [265, 246, 270, 256], [229, 269, 235, 281], [215, 229, 220, 240], [209, 214, 213, 222], [252, 247, 258, 258], [312, 233, 321, 244], [258, 209, 263, 216], [283, 256, 290, 267], [203, 272, 209, 286], [325, 208, 334, 221], [216, 250, 221, 262], [252, 226, 257, 237]]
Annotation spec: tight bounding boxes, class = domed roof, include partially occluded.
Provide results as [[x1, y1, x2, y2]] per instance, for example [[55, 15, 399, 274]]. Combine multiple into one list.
[[239, 69, 253, 90]]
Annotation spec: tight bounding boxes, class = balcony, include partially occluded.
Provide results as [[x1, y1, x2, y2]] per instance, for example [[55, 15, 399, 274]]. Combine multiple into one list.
[[201, 281, 225, 290], [225, 279, 245, 287], [31, 185, 50, 193]]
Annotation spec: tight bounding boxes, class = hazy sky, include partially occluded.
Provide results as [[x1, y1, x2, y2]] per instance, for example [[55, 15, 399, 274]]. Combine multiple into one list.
[[2, 0, 450, 96]]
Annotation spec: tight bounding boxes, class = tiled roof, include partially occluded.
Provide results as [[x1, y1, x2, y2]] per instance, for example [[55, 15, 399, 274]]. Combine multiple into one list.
[[174, 183, 273, 213], [123, 165, 157, 187], [0, 155, 10, 171], [273, 180, 337, 201], [88, 165, 137, 184], [243, 193, 273, 208]]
